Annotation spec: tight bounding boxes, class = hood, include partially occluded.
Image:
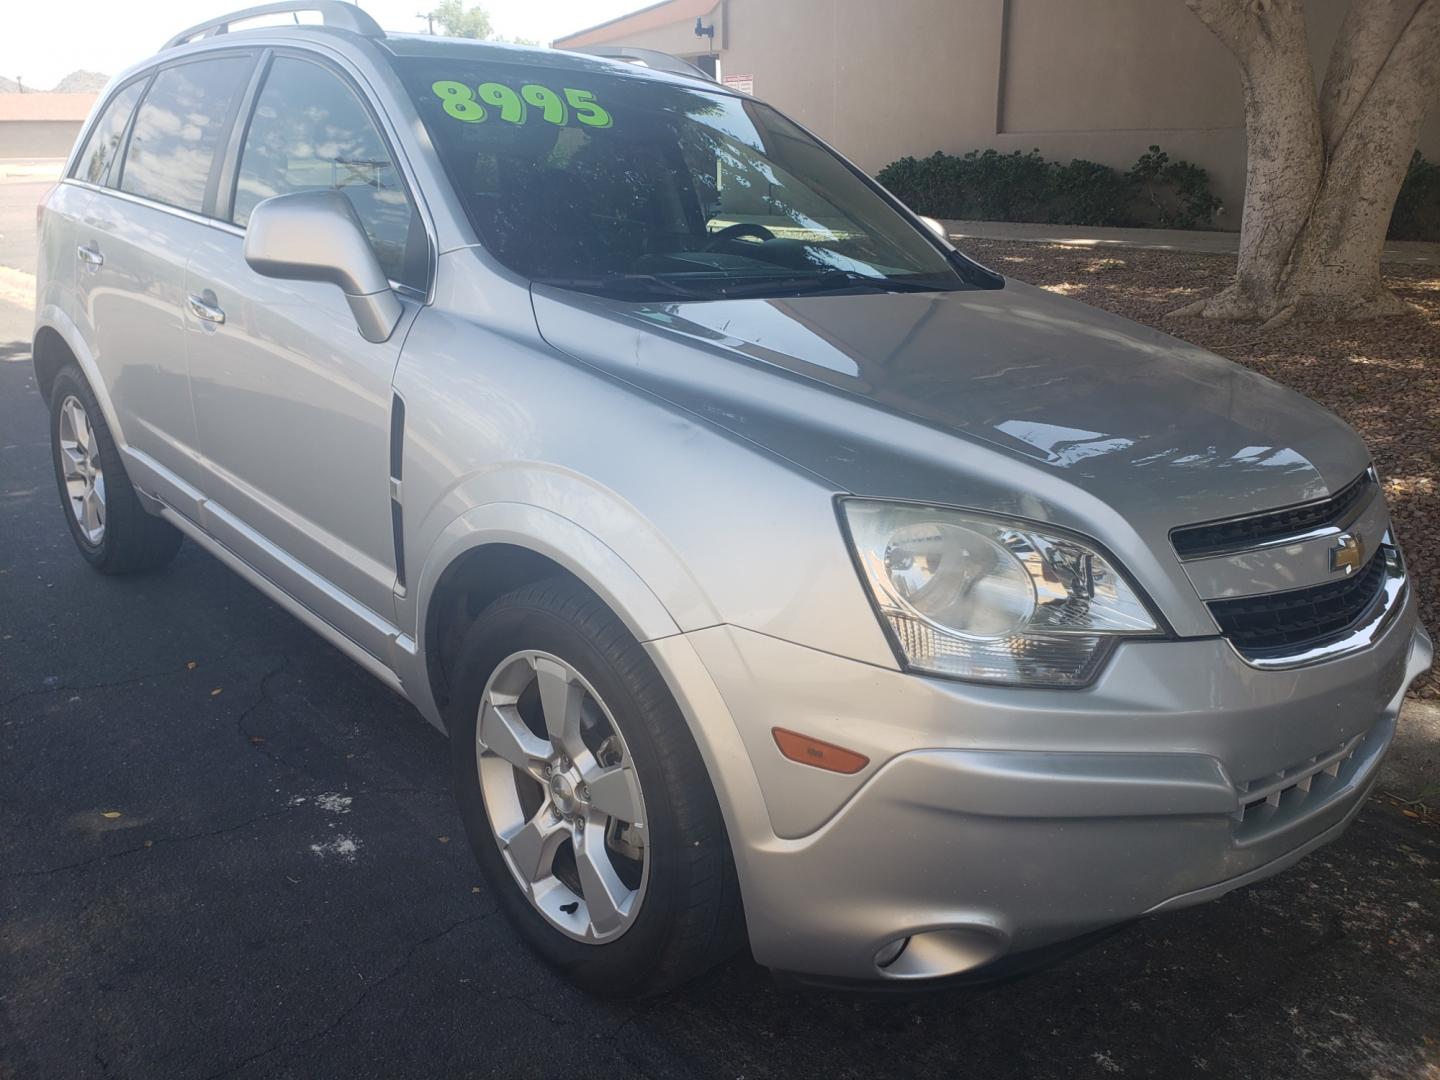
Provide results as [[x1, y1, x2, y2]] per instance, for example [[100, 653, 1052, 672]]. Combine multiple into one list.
[[530, 279, 1370, 530]]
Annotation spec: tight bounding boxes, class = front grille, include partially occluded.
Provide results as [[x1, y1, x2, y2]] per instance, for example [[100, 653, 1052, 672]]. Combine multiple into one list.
[[1171, 470, 1375, 559], [1208, 549, 1387, 657]]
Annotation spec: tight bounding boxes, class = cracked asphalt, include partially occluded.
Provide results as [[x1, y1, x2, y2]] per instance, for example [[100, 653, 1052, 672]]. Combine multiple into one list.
[[1, 277, 1439, 1077]]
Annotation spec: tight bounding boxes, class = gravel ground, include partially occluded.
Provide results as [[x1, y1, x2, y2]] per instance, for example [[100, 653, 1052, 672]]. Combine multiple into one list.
[[961, 239, 1440, 697]]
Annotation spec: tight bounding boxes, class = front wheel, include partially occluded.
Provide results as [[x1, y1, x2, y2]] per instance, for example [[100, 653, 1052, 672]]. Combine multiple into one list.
[[448, 577, 744, 996]]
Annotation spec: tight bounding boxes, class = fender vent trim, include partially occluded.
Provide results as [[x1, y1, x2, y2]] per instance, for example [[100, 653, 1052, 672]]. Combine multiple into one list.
[[389, 393, 406, 593]]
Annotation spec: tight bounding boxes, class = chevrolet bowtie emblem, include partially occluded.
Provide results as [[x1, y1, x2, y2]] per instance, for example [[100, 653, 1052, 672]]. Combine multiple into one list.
[[1329, 533, 1365, 576]]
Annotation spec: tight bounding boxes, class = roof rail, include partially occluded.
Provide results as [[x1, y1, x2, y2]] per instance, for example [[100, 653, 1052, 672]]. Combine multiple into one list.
[[162, 1, 385, 50], [568, 46, 715, 83]]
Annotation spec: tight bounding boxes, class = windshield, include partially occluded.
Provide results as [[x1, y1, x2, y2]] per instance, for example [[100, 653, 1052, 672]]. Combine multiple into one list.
[[396, 58, 970, 301]]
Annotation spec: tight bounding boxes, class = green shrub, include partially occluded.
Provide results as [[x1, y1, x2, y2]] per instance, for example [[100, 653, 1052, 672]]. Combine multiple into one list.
[[1052, 159, 1135, 226], [962, 149, 1053, 221], [876, 149, 1061, 222], [1389, 151, 1440, 242], [875, 152, 958, 217], [877, 144, 1221, 231], [1128, 145, 1222, 229]]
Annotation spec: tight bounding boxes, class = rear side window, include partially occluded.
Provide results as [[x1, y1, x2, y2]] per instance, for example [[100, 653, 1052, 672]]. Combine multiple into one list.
[[120, 56, 252, 214], [71, 79, 146, 186], [233, 57, 423, 288]]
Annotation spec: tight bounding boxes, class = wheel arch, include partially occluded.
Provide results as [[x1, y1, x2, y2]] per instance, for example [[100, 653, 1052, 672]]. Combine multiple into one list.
[[32, 324, 74, 405], [412, 503, 684, 728], [32, 307, 125, 446]]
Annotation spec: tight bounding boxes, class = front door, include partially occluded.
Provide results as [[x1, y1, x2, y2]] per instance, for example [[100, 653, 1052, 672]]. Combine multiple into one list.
[[184, 53, 427, 637]]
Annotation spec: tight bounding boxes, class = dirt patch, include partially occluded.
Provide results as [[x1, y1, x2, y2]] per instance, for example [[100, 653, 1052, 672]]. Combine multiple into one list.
[[961, 239, 1439, 696]]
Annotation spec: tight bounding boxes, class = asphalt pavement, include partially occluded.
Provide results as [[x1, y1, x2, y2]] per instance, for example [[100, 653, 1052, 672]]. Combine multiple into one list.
[[2, 169, 1439, 1080]]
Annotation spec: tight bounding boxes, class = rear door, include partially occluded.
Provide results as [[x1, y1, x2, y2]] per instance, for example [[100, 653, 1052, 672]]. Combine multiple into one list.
[[75, 52, 257, 505], [183, 51, 427, 634], [38, 77, 149, 340]]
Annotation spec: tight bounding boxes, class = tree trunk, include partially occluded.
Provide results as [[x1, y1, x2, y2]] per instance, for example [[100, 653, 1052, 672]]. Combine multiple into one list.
[[1179, 0, 1323, 321], [1285, 0, 1440, 317], [1176, 0, 1440, 323]]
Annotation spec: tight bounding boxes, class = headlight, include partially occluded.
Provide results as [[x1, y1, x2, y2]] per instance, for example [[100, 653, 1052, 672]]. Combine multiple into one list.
[[841, 500, 1161, 687]]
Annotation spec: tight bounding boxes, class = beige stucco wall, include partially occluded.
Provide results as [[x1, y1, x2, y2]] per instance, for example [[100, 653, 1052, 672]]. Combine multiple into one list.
[[996, 0, 1250, 220], [0, 121, 83, 159], [560, 0, 1440, 229]]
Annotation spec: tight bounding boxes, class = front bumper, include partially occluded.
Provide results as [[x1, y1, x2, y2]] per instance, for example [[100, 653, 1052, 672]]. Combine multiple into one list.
[[646, 589, 1432, 983]]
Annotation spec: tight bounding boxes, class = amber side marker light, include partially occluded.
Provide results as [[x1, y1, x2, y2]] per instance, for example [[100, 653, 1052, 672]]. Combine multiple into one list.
[[772, 728, 869, 774]]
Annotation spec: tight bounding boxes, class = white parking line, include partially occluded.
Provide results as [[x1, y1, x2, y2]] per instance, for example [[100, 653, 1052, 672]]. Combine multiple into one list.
[[0, 159, 66, 182], [0, 266, 36, 309]]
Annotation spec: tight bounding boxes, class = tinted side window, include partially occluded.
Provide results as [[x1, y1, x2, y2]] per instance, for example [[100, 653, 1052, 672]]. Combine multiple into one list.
[[234, 57, 421, 287], [72, 80, 146, 186], [120, 57, 251, 214]]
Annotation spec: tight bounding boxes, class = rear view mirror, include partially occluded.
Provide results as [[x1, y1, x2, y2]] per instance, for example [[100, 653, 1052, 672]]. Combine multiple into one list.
[[243, 190, 402, 343], [919, 216, 949, 241]]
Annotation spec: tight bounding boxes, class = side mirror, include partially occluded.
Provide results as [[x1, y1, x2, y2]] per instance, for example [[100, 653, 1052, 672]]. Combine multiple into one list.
[[919, 216, 950, 241], [242, 189, 402, 344]]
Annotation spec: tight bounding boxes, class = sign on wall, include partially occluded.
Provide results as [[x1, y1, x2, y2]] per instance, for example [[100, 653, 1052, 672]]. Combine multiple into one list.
[[721, 73, 754, 96]]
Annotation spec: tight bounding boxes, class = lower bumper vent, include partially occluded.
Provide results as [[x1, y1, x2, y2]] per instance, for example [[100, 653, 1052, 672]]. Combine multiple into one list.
[[1233, 723, 1382, 842]]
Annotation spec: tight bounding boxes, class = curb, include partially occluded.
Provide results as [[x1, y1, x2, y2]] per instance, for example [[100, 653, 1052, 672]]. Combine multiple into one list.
[[1383, 698, 1440, 802]]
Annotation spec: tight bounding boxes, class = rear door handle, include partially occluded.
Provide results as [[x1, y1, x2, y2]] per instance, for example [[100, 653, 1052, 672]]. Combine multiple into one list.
[[77, 245, 104, 269], [186, 291, 226, 325]]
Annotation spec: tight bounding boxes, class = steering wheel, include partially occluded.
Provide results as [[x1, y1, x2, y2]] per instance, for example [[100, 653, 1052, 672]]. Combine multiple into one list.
[[704, 222, 777, 250]]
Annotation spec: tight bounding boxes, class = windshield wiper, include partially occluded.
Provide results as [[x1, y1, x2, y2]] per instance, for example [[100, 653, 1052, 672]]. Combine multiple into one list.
[[713, 269, 945, 298], [530, 273, 710, 300], [532, 269, 949, 302]]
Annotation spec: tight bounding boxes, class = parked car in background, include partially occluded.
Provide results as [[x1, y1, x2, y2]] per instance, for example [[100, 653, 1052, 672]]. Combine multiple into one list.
[[34, 2, 1432, 996]]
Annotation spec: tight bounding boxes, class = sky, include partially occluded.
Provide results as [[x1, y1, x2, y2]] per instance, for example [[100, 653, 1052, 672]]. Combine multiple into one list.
[[1, 0, 648, 90]]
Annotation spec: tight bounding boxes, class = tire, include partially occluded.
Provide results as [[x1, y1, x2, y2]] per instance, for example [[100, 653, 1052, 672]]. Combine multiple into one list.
[[48, 364, 182, 574], [448, 576, 744, 997]]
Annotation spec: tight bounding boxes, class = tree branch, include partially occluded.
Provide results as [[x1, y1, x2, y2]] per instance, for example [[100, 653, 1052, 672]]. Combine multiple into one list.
[[1319, 0, 1431, 155], [1185, 0, 1313, 59], [1184, 0, 1256, 54], [1375, 0, 1440, 99]]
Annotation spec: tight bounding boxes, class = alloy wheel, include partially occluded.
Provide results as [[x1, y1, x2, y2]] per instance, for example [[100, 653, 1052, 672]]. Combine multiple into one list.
[[58, 394, 105, 544], [476, 650, 649, 943]]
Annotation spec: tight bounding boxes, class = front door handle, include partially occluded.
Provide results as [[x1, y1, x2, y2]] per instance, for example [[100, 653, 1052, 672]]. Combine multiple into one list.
[[77, 245, 104, 269], [186, 291, 226, 325]]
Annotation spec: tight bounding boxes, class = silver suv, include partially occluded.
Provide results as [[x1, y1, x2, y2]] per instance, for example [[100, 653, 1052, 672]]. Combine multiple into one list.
[[35, 3, 1432, 995]]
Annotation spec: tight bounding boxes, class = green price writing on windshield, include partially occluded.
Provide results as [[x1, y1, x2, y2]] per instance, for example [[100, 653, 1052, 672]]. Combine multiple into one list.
[[431, 81, 613, 128]]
